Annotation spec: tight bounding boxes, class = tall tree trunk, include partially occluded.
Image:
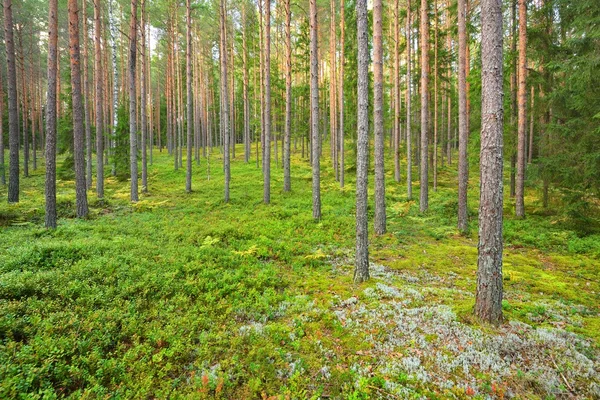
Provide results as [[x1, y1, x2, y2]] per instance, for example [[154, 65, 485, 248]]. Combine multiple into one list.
[[393, 0, 400, 183], [0, 69, 4, 186], [283, 0, 292, 191], [141, 0, 148, 192], [82, 0, 92, 189], [528, 85, 534, 163], [475, 0, 504, 326], [17, 30, 28, 178], [185, 0, 192, 193], [433, 0, 438, 191], [373, 0, 386, 234], [45, 0, 58, 226], [515, 0, 527, 218], [242, 5, 250, 163], [94, 0, 103, 198], [263, 0, 271, 203], [419, 0, 429, 212], [406, 0, 412, 200], [68, 0, 89, 217], [129, 0, 138, 201], [5, 0, 19, 202], [338, 0, 345, 188], [108, 0, 119, 176], [355, 0, 370, 283], [220, 0, 230, 202], [457, 0, 469, 233], [329, 0, 337, 181], [310, 0, 321, 220]]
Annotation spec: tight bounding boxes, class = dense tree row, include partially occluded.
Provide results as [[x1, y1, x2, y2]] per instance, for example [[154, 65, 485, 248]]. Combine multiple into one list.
[[1, 0, 599, 324]]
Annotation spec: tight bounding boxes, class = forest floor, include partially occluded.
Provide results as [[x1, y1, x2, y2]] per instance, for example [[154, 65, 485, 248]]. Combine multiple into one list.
[[0, 146, 599, 399]]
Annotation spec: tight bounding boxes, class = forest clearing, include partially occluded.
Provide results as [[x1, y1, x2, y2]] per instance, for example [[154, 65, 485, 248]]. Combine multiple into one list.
[[1, 0, 600, 398]]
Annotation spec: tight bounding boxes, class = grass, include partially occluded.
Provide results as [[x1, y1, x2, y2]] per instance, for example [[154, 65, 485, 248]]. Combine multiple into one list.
[[0, 143, 599, 399]]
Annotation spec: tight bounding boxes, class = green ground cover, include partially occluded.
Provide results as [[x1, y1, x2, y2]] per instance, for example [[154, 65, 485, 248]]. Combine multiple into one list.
[[0, 145, 598, 399]]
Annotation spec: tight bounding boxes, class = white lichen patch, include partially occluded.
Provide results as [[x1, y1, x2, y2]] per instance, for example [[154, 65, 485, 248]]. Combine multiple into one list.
[[328, 261, 600, 399]]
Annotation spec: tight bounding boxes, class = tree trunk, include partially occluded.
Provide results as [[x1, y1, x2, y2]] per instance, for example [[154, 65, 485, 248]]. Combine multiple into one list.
[[68, 0, 89, 217], [142, 0, 148, 192], [528, 85, 534, 163], [373, 0, 386, 234], [220, 0, 230, 202], [355, 0, 370, 283], [129, 0, 138, 201], [457, 0, 469, 233], [310, 0, 321, 220], [45, 0, 58, 226], [329, 0, 337, 181], [406, 0, 412, 200], [419, 0, 429, 212], [339, 0, 345, 188], [515, 0, 527, 218], [433, 0, 438, 191], [0, 68, 4, 186], [475, 0, 504, 326], [82, 0, 92, 190], [94, 0, 103, 198], [394, 0, 400, 183], [263, 0, 271, 203], [108, 0, 119, 176], [17, 30, 28, 179], [185, 0, 192, 193], [242, 5, 250, 163], [283, 0, 292, 192]]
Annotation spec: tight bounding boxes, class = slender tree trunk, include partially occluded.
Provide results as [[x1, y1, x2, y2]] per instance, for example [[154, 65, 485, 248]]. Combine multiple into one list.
[[45, 0, 58, 226], [68, 0, 89, 217], [108, 0, 119, 175], [528, 85, 534, 163], [339, 0, 345, 188], [141, 0, 148, 192], [406, 0, 412, 200], [329, 0, 337, 181], [17, 31, 28, 179], [263, 0, 271, 203], [509, 0, 516, 198], [475, 0, 504, 326], [82, 0, 92, 190], [5, 0, 19, 202], [457, 0, 469, 233], [355, 0, 370, 283], [433, 0, 438, 191], [310, 0, 321, 219], [419, 0, 429, 212], [94, 0, 103, 199], [393, 0, 400, 183], [220, 0, 230, 202], [373, 0, 386, 234], [0, 70, 4, 186], [242, 5, 250, 163], [515, 0, 527, 218], [283, 0, 292, 191], [128, 0, 138, 201], [185, 0, 192, 193]]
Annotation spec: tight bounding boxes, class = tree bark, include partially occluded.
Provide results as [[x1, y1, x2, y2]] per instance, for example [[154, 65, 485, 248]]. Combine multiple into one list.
[[68, 0, 89, 217], [355, 0, 369, 283], [457, 0, 469, 233], [476, 0, 504, 326], [338, 0, 345, 188], [515, 0, 527, 218], [406, 0, 412, 200], [394, 0, 400, 183], [242, 5, 250, 163], [185, 0, 192, 193], [263, 0, 271, 203], [310, 0, 321, 220], [82, 0, 92, 190], [373, 0, 386, 234], [433, 0, 438, 191], [220, 0, 230, 202], [94, 0, 103, 199], [419, 0, 429, 212], [129, 0, 139, 201], [528, 85, 534, 163], [283, 0, 292, 191], [45, 0, 58, 226], [142, 0, 149, 192]]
